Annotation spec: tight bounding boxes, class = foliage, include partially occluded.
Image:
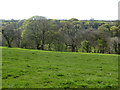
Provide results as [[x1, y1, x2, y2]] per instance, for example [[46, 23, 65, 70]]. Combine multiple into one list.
[[81, 40, 91, 53], [1, 16, 120, 54]]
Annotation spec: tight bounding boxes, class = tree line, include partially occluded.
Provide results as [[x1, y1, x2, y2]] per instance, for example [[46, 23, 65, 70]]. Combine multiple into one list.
[[1, 16, 120, 54]]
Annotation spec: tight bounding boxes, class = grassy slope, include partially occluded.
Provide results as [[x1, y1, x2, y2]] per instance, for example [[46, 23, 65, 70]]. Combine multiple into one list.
[[2, 47, 118, 88]]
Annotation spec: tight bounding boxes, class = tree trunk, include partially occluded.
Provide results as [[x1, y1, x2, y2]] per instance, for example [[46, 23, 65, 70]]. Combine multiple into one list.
[[71, 40, 76, 52], [118, 43, 120, 54], [41, 31, 45, 50], [93, 47, 96, 53], [65, 44, 68, 52], [7, 40, 12, 47], [37, 44, 40, 50], [41, 43, 44, 50], [48, 43, 51, 51], [71, 44, 75, 52]]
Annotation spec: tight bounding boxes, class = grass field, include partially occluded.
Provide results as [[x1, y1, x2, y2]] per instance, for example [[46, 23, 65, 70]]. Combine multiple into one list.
[[2, 47, 118, 88]]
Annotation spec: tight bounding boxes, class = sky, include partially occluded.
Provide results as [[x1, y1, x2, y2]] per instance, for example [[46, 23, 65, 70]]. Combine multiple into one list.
[[0, 0, 120, 20]]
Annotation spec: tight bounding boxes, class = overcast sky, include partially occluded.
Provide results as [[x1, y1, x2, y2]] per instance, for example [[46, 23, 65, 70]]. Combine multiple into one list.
[[0, 0, 119, 20]]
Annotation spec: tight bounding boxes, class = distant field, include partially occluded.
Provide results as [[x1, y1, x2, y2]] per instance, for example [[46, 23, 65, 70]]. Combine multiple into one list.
[[2, 47, 118, 88]]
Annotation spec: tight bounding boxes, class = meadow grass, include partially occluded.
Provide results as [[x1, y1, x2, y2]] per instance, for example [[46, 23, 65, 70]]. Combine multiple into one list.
[[2, 47, 118, 88]]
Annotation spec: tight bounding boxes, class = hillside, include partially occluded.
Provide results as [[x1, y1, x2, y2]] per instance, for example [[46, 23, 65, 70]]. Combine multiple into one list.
[[2, 47, 118, 88]]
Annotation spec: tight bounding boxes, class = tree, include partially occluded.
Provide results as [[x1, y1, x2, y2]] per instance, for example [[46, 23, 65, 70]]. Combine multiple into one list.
[[97, 38, 107, 53], [13, 20, 25, 47], [109, 37, 119, 54], [22, 16, 51, 50], [110, 26, 120, 37], [69, 18, 79, 21], [81, 40, 91, 53], [98, 24, 109, 32], [2, 22, 17, 47], [60, 21, 81, 52]]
